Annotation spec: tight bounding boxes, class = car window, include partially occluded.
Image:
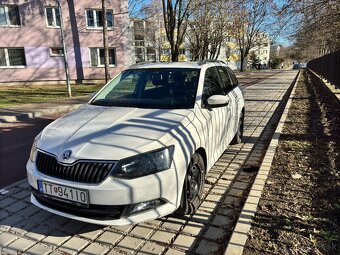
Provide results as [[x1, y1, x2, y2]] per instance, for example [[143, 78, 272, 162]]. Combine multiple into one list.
[[202, 67, 225, 104], [217, 66, 233, 92], [227, 68, 238, 86], [91, 68, 200, 109]]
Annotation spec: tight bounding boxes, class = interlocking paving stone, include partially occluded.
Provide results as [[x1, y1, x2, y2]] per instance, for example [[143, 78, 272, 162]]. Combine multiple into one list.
[[0, 232, 17, 246], [173, 234, 197, 250], [97, 231, 123, 246], [78, 224, 104, 241], [81, 242, 109, 255], [149, 229, 176, 244], [130, 225, 155, 238], [116, 236, 144, 253], [0, 197, 17, 208], [138, 241, 165, 254], [41, 230, 71, 246], [25, 243, 51, 255], [0, 71, 298, 254], [6, 200, 29, 213], [4, 237, 35, 252], [164, 248, 186, 255], [57, 236, 89, 255]]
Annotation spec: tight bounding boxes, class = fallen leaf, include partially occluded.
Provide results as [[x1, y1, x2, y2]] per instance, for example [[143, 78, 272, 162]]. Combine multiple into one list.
[[292, 173, 302, 179]]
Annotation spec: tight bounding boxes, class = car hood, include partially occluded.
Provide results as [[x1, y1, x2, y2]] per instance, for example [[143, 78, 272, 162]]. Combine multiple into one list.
[[38, 105, 194, 163]]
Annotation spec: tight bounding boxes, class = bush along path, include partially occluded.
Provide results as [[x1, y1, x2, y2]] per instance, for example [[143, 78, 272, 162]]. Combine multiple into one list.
[[243, 69, 340, 255]]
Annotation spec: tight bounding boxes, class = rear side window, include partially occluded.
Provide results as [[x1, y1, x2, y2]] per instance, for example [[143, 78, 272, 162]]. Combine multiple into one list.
[[227, 68, 238, 86], [217, 66, 233, 92], [202, 67, 224, 104]]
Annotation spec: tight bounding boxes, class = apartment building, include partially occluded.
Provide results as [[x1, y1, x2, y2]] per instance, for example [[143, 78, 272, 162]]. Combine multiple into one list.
[[249, 32, 271, 68], [0, 0, 131, 83], [130, 18, 188, 64]]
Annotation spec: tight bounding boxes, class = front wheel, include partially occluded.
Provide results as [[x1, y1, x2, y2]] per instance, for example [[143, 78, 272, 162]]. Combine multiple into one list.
[[176, 153, 205, 215], [231, 111, 244, 145]]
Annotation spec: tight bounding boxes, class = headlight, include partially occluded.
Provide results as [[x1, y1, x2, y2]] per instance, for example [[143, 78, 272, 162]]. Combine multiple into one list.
[[111, 146, 174, 179], [29, 133, 41, 162]]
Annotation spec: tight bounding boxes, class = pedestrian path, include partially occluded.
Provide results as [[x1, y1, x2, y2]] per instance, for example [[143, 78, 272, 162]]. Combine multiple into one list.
[[0, 96, 90, 123], [0, 71, 298, 255]]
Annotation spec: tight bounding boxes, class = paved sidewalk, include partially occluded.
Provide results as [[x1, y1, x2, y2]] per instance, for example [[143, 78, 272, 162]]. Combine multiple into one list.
[[0, 71, 298, 255], [0, 96, 91, 123]]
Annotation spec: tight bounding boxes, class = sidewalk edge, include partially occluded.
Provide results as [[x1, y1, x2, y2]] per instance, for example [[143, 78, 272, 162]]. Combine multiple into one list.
[[223, 71, 301, 255]]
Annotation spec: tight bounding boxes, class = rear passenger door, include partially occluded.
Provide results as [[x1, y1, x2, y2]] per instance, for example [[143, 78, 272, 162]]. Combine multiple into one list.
[[216, 66, 238, 145], [201, 67, 231, 161]]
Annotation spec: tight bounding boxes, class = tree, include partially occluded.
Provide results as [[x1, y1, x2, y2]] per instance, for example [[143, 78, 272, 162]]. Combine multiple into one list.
[[276, 0, 340, 60], [231, 0, 273, 71], [187, 0, 229, 60], [102, 0, 110, 83], [161, 0, 193, 61]]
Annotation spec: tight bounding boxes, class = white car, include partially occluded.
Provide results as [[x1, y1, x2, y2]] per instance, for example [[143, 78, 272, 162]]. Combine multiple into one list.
[[27, 61, 245, 225]]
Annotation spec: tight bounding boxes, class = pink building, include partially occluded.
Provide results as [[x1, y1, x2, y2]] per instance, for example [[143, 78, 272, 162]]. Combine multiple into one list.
[[0, 0, 131, 83]]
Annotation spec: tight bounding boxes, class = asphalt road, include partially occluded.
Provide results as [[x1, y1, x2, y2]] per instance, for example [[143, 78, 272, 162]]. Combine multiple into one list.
[[0, 70, 282, 189]]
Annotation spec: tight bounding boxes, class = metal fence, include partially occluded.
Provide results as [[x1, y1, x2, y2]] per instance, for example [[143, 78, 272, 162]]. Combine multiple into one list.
[[307, 50, 340, 89]]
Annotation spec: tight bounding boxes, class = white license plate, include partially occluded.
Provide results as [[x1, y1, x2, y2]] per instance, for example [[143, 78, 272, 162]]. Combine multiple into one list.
[[37, 180, 89, 206]]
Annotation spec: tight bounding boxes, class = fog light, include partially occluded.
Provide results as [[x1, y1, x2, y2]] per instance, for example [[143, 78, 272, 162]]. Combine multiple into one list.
[[123, 199, 165, 216]]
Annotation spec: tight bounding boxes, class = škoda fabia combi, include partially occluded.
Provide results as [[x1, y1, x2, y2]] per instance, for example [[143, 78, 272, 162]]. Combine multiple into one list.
[[27, 61, 244, 225]]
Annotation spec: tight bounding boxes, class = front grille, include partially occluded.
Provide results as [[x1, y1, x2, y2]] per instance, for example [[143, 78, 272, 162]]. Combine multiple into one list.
[[36, 151, 115, 184], [32, 188, 125, 220]]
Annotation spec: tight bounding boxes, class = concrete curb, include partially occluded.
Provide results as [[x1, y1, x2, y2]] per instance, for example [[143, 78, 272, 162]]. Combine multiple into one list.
[[224, 71, 301, 255]]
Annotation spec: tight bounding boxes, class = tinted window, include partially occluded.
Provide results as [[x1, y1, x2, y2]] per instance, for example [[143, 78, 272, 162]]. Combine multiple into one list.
[[227, 68, 238, 86], [91, 68, 200, 109], [217, 66, 233, 92], [202, 67, 224, 104]]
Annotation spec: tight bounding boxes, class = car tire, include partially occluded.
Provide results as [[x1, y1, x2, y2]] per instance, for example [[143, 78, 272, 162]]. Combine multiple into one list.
[[176, 153, 205, 215], [231, 111, 244, 145]]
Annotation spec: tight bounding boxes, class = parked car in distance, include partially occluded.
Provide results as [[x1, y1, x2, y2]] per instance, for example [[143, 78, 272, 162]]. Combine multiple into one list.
[[293, 63, 300, 69], [27, 60, 245, 225]]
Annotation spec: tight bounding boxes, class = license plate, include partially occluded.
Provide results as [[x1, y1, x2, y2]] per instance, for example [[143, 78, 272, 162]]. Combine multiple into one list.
[[37, 180, 89, 206]]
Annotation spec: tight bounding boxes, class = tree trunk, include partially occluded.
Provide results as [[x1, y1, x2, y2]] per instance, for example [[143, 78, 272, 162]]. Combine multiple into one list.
[[102, 0, 110, 83]]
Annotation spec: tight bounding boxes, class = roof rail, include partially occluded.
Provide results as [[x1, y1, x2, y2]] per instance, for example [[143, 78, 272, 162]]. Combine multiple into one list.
[[197, 59, 227, 65], [129, 61, 160, 67]]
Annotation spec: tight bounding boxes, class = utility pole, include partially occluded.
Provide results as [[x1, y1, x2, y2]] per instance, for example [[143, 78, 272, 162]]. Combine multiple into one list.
[[102, 0, 110, 83], [57, 0, 72, 97]]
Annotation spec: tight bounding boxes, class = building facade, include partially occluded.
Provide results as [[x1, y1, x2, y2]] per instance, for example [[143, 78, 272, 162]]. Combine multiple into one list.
[[248, 32, 271, 68], [0, 0, 131, 83]]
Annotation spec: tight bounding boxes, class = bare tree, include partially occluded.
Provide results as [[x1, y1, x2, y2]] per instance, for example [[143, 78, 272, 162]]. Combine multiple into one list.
[[278, 0, 340, 60], [161, 0, 193, 61], [187, 0, 229, 60], [231, 0, 272, 71]]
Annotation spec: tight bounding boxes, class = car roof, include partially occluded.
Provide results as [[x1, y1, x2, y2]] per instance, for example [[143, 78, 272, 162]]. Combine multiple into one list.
[[128, 61, 228, 70]]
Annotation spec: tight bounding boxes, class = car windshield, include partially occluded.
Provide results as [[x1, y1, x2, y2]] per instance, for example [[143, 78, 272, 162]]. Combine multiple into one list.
[[91, 68, 200, 109]]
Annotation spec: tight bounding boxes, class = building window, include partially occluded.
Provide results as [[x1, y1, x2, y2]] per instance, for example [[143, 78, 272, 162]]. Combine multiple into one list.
[[146, 48, 156, 61], [86, 9, 113, 28], [162, 48, 170, 55], [0, 5, 21, 26], [0, 48, 26, 67], [179, 49, 185, 55], [135, 48, 145, 63], [45, 7, 60, 27], [90, 48, 116, 67], [50, 47, 64, 56]]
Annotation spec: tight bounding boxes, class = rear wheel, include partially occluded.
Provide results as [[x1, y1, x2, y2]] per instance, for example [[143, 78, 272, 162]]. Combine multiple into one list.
[[176, 153, 205, 215], [231, 111, 244, 145]]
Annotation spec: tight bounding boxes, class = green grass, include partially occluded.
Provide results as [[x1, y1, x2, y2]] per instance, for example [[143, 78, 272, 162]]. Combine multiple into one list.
[[0, 84, 104, 108]]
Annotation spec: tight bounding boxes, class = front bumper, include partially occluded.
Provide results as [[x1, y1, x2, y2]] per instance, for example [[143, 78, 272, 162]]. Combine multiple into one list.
[[27, 160, 179, 225]]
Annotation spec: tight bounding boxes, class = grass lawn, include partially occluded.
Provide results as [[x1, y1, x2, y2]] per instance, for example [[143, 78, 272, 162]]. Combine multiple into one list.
[[0, 84, 104, 108]]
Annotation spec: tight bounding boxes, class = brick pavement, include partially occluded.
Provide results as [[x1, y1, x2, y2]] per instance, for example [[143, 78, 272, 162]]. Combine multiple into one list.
[[0, 71, 298, 255]]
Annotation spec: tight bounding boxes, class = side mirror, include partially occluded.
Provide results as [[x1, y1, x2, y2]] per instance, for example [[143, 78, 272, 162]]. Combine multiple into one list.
[[207, 95, 229, 107]]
